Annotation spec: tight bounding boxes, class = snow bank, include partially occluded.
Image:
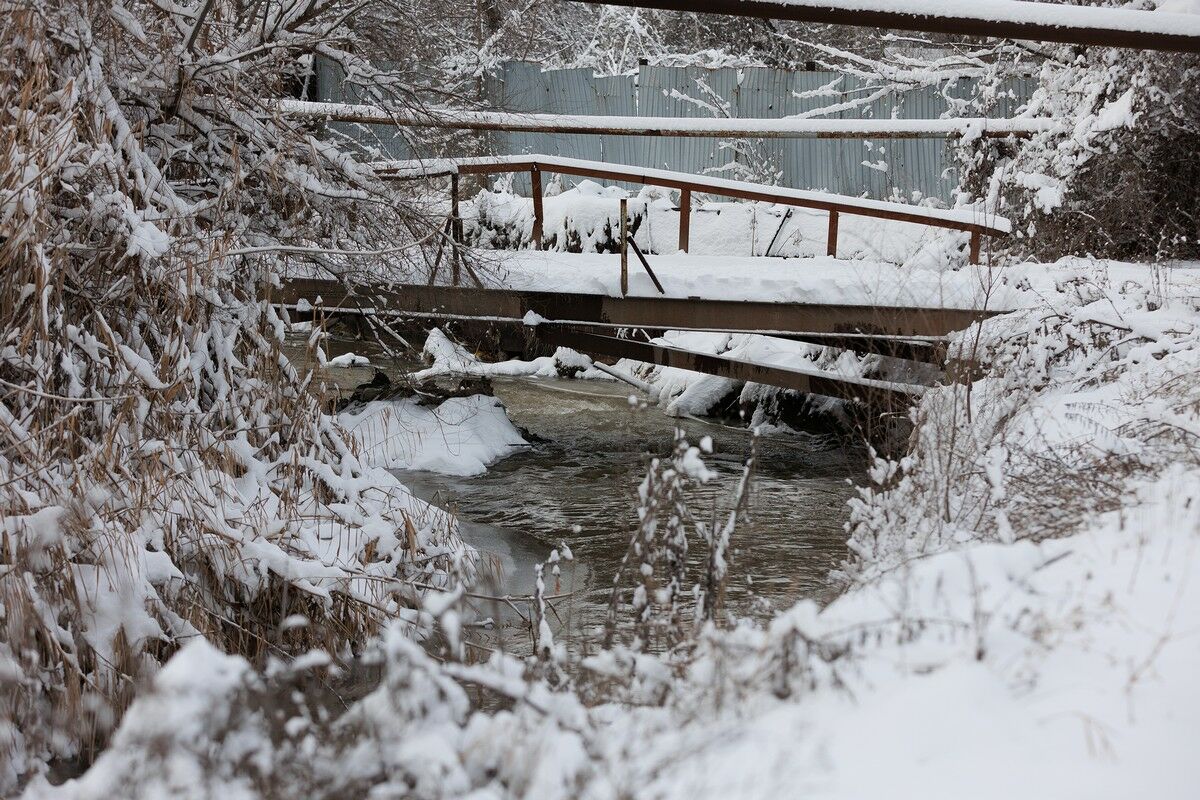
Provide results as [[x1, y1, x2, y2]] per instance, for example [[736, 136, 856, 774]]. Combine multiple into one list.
[[339, 394, 528, 476]]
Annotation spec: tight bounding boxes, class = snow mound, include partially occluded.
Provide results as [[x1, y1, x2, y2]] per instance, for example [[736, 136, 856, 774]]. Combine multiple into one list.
[[339, 394, 528, 476], [327, 352, 370, 367]]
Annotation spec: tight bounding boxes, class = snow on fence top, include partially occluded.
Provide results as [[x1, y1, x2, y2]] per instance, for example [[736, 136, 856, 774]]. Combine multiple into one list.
[[372, 153, 1011, 236], [280, 99, 1053, 139], [563, 0, 1200, 53]]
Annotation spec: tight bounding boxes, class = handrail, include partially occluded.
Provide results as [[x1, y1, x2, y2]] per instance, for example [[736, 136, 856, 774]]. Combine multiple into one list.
[[280, 99, 1052, 140], [373, 153, 1008, 265]]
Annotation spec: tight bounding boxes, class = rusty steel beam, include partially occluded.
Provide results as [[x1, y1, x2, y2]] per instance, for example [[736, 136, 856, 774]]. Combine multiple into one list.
[[537, 328, 923, 408], [273, 279, 952, 361], [560, 0, 1200, 54], [276, 279, 993, 338]]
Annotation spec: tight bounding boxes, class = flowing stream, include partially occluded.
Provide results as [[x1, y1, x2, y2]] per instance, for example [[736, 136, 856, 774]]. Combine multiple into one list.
[[298, 334, 861, 649], [410, 377, 859, 642]]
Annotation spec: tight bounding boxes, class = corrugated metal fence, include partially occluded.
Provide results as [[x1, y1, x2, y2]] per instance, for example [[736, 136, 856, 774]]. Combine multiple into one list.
[[315, 60, 1033, 202]]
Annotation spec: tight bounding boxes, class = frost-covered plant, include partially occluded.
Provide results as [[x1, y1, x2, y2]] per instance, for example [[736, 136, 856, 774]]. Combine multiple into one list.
[[695, 431, 757, 623], [604, 430, 759, 651], [525, 544, 574, 688], [604, 431, 694, 650], [844, 271, 1199, 579], [0, 0, 468, 785], [983, 45, 1200, 260], [706, 138, 785, 187]]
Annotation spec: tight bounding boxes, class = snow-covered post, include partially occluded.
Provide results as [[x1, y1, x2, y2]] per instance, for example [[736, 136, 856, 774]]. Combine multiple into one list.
[[826, 209, 839, 258], [620, 197, 629, 296], [530, 166, 544, 250], [678, 188, 691, 252]]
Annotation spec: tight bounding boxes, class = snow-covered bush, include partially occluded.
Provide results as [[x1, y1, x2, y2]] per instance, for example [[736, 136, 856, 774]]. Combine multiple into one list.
[[845, 265, 1200, 578], [0, 0, 462, 786], [978, 46, 1200, 260]]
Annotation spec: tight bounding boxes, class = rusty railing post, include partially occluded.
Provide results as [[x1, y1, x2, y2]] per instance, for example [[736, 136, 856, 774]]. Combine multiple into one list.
[[619, 197, 629, 297], [678, 187, 691, 252], [968, 230, 982, 265], [826, 209, 839, 258], [530, 166, 544, 250], [450, 172, 461, 286]]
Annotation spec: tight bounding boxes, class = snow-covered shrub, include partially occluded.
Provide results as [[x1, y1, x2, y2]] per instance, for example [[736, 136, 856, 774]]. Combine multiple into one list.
[[844, 266, 1200, 579], [471, 181, 653, 253], [0, 0, 463, 786], [976, 45, 1200, 260]]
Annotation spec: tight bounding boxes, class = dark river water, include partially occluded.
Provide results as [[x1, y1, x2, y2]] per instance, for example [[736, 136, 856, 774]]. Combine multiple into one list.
[[299, 334, 862, 653]]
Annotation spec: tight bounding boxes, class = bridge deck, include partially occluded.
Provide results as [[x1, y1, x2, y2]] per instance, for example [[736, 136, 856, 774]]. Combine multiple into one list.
[[487, 251, 1023, 311], [277, 278, 956, 408]]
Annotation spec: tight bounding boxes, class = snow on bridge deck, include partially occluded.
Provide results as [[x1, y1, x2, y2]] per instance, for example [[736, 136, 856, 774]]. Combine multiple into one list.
[[487, 251, 1037, 313]]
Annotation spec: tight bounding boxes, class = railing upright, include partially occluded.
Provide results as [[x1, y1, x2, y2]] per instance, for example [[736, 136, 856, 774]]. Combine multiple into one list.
[[450, 172, 461, 286], [531, 166, 544, 250], [678, 188, 691, 253], [619, 197, 629, 297]]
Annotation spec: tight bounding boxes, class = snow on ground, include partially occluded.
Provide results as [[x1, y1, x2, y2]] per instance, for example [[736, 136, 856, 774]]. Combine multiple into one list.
[[25, 259, 1200, 799], [339, 393, 529, 476]]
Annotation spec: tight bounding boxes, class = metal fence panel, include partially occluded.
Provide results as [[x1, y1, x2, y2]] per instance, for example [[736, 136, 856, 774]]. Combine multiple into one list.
[[314, 58, 1034, 202]]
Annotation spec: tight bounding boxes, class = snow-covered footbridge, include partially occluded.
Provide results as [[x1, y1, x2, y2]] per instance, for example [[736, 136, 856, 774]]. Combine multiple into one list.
[[280, 156, 1012, 406]]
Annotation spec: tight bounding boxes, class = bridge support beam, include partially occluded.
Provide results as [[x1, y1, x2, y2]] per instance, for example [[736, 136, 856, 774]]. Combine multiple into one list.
[[531, 167, 544, 250], [537, 328, 924, 409], [277, 280, 993, 339]]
